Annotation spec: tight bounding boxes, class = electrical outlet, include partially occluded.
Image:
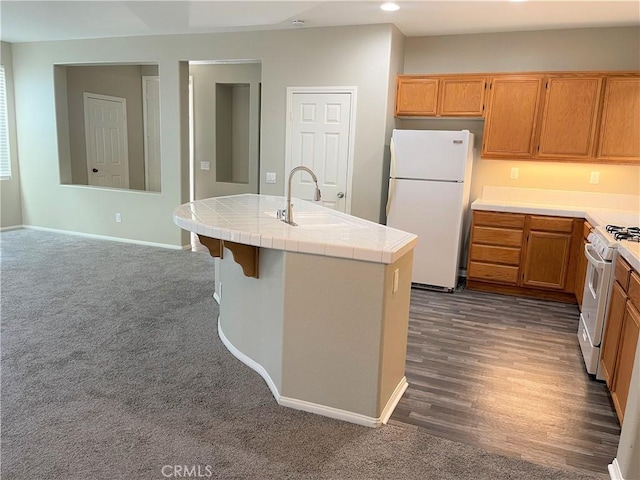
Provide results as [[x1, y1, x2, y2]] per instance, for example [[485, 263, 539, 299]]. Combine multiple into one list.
[[115, 213, 122, 223], [200, 161, 210, 171], [590, 171, 600, 184], [393, 268, 399, 294], [266, 172, 277, 184], [510, 167, 519, 180]]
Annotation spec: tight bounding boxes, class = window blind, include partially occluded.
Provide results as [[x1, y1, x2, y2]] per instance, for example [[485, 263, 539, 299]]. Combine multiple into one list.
[[0, 65, 11, 179]]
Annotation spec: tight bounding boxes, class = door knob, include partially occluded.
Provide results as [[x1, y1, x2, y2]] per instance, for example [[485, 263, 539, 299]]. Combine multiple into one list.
[[92, 168, 99, 173], [337, 192, 345, 198]]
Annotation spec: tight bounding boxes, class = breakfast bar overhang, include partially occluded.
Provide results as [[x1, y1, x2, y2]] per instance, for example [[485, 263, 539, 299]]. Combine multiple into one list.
[[173, 194, 417, 427]]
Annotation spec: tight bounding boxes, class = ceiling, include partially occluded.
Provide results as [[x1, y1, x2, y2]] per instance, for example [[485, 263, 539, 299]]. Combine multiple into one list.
[[1, 1, 639, 43]]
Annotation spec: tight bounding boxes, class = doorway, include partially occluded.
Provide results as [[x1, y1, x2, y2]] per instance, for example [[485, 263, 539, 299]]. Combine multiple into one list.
[[83, 92, 129, 188], [142, 76, 161, 192], [285, 87, 356, 213]]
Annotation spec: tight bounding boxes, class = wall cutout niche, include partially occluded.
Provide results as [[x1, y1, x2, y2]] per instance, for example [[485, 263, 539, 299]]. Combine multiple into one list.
[[215, 83, 250, 184], [55, 63, 161, 192], [189, 61, 261, 200]]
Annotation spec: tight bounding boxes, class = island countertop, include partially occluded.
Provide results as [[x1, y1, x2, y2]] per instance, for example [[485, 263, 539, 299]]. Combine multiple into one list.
[[173, 194, 417, 265]]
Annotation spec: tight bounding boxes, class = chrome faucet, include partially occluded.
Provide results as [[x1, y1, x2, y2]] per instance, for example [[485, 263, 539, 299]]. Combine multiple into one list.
[[277, 166, 322, 226]]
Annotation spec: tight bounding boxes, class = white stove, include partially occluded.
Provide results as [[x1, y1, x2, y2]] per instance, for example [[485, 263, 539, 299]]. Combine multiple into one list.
[[578, 222, 638, 379]]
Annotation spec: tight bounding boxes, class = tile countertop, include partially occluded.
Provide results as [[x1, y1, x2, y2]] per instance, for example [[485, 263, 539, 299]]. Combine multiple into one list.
[[472, 197, 640, 272], [173, 194, 417, 265]]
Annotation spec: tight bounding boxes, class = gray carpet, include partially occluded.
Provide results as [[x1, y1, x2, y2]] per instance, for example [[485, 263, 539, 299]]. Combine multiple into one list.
[[1, 229, 607, 480]]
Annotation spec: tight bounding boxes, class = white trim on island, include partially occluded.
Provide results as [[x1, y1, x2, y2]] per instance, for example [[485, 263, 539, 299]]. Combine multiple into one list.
[[608, 458, 624, 480], [217, 316, 281, 402], [218, 316, 409, 428]]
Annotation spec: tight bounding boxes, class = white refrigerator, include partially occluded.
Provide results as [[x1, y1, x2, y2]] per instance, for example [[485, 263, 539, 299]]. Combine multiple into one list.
[[386, 129, 474, 291]]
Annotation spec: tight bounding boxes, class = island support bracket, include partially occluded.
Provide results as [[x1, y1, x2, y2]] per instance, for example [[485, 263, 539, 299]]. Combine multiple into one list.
[[197, 234, 259, 278]]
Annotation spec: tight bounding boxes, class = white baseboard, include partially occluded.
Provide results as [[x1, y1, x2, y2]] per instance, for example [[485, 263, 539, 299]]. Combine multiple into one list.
[[217, 317, 408, 428], [217, 317, 281, 401], [608, 458, 624, 480], [278, 395, 383, 428], [0, 224, 24, 232], [22, 225, 184, 250], [379, 377, 409, 425]]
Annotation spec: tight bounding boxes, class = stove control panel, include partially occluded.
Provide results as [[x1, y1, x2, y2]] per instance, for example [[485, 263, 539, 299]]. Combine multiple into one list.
[[588, 230, 618, 261]]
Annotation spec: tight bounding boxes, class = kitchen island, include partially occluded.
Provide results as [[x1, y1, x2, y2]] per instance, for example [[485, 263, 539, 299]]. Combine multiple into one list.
[[173, 194, 417, 427]]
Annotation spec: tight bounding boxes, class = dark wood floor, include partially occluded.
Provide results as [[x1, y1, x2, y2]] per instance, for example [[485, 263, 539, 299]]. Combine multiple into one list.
[[389, 286, 620, 476]]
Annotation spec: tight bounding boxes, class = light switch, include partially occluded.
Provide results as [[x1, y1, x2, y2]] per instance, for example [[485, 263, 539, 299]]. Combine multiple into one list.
[[115, 213, 122, 223], [200, 161, 210, 171], [266, 172, 277, 184]]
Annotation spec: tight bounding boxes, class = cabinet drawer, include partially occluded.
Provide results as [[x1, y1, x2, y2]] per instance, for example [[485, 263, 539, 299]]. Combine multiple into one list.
[[583, 221, 593, 239], [470, 244, 521, 265], [474, 211, 525, 228], [468, 261, 519, 284], [628, 271, 640, 311], [615, 256, 632, 293], [529, 216, 574, 233], [472, 226, 523, 247]]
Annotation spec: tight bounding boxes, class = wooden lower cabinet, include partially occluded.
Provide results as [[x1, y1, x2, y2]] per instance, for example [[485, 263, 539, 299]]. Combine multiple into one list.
[[600, 281, 628, 386], [611, 300, 640, 423], [521, 231, 571, 290], [467, 211, 580, 301], [468, 261, 519, 285], [467, 211, 524, 287], [601, 261, 640, 425]]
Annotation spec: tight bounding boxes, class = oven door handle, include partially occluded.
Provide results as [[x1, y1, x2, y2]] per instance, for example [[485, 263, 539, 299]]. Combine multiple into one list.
[[584, 244, 606, 269]]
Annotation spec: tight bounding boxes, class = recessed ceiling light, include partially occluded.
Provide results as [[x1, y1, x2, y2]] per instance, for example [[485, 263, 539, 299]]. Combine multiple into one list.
[[381, 2, 400, 12]]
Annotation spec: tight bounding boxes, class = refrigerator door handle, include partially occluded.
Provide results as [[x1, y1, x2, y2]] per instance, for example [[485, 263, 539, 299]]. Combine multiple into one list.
[[386, 137, 396, 217]]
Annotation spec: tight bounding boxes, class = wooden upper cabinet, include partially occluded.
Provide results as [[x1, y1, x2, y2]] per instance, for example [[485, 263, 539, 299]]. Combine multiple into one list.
[[396, 77, 438, 116], [482, 75, 544, 159], [537, 76, 603, 159], [396, 75, 487, 117], [438, 77, 487, 116], [397, 70, 639, 163], [597, 76, 640, 162]]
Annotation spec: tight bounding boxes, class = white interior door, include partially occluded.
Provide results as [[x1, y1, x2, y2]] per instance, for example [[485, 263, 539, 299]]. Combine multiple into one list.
[[84, 92, 129, 188], [143, 76, 161, 192], [286, 90, 354, 212]]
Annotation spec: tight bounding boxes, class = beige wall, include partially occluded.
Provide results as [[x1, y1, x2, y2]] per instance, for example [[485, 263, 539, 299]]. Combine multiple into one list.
[[63, 65, 150, 190], [380, 26, 406, 221], [11, 25, 395, 246], [401, 27, 640, 202], [1, 41, 23, 228]]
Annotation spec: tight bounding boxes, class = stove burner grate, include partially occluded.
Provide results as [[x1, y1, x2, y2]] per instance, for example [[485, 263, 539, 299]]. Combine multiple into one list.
[[606, 224, 640, 242]]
